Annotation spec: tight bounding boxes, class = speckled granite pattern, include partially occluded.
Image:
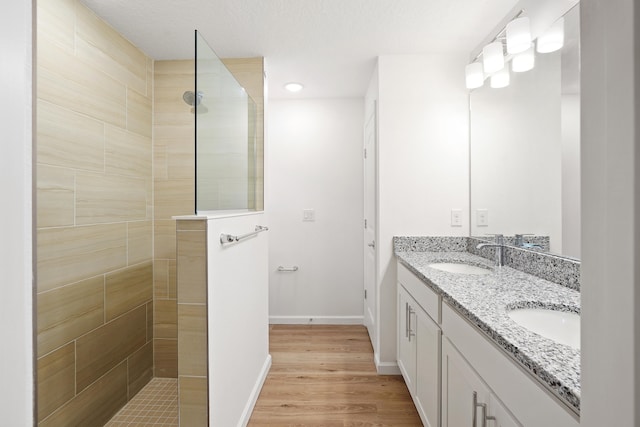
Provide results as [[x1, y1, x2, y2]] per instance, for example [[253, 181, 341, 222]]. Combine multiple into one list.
[[392, 236, 468, 252], [468, 237, 581, 291], [395, 250, 581, 412], [472, 235, 551, 251]]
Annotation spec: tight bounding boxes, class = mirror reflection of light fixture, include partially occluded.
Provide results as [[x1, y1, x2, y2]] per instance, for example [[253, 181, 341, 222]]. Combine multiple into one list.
[[506, 17, 532, 54], [537, 17, 565, 53], [483, 42, 504, 74], [490, 66, 510, 88], [465, 62, 485, 89], [512, 44, 535, 72]]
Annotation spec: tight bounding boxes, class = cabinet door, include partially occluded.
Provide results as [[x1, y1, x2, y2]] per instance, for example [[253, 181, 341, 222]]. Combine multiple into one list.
[[489, 394, 522, 427], [415, 306, 441, 427], [442, 337, 491, 427], [397, 285, 416, 393]]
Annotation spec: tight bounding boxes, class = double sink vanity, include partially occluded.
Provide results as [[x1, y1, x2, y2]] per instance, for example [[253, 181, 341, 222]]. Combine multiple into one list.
[[394, 236, 580, 427]]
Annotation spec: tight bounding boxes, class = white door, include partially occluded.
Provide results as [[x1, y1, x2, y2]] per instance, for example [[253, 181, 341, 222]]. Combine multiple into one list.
[[415, 306, 441, 427], [363, 105, 377, 347]]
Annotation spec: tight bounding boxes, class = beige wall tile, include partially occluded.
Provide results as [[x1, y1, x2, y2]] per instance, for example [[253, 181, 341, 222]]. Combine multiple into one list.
[[37, 342, 75, 422], [154, 339, 178, 378], [76, 305, 147, 392], [127, 221, 152, 265], [39, 362, 127, 427], [179, 376, 208, 426], [37, 0, 75, 54], [105, 125, 152, 178], [178, 303, 208, 377], [37, 276, 104, 357], [154, 179, 195, 219], [75, 3, 147, 93], [76, 172, 147, 224], [166, 137, 196, 180], [37, 165, 75, 228], [38, 223, 127, 292], [154, 220, 176, 259], [154, 299, 177, 339], [146, 58, 154, 98], [105, 262, 152, 322], [221, 58, 264, 102], [177, 230, 207, 304], [127, 341, 153, 399], [37, 99, 105, 172], [176, 219, 206, 231], [168, 259, 177, 299], [38, 37, 127, 127], [146, 301, 153, 342], [127, 88, 152, 138], [153, 140, 169, 180], [153, 259, 169, 299]]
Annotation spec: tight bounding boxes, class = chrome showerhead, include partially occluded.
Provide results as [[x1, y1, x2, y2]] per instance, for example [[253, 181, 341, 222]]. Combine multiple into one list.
[[182, 91, 204, 106]]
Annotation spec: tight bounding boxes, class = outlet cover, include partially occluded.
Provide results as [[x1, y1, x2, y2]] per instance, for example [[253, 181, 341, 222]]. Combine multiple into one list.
[[451, 209, 462, 227], [476, 209, 489, 227]]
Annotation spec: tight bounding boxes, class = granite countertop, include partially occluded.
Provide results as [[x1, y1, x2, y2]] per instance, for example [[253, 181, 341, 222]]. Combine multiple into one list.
[[395, 250, 581, 412]]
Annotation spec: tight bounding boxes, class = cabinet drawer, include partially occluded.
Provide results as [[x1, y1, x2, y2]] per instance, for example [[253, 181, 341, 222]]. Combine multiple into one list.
[[397, 262, 440, 323]]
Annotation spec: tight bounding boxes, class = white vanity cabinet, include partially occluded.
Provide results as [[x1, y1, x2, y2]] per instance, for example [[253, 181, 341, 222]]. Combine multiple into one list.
[[396, 260, 580, 427], [442, 337, 521, 427], [397, 264, 441, 427]]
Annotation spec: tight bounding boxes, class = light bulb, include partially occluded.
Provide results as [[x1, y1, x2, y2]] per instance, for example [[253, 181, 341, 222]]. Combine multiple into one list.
[[465, 62, 484, 89], [512, 44, 535, 72], [537, 17, 565, 53], [483, 42, 504, 74], [506, 17, 532, 54], [490, 66, 510, 88]]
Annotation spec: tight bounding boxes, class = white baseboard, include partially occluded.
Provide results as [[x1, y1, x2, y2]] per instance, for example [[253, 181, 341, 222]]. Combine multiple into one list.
[[269, 315, 364, 325], [374, 352, 401, 375], [239, 354, 272, 427]]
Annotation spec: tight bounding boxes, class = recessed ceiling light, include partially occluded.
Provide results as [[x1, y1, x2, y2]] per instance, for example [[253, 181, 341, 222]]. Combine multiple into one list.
[[284, 82, 304, 92]]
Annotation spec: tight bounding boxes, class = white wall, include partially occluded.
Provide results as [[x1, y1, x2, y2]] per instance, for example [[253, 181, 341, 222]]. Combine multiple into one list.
[[581, 0, 640, 425], [0, 0, 34, 423], [207, 213, 270, 426], [267, 99, 364, 323], [373, 54, 470, 368]]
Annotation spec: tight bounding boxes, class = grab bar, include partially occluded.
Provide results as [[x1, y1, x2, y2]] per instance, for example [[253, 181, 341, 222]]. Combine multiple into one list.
[[220, 225, 269, 244], [277, 266, 299, 272]]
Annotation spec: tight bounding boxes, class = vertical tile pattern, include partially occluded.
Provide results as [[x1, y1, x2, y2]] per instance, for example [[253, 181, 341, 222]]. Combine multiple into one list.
[[37, 0, 154, 422], [176, 219, 209, 424], [153, 60, 195, 378]]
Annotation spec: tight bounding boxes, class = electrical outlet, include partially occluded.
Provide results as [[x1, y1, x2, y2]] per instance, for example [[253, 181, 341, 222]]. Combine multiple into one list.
[[451, 209, 462, 227], [303, 209, 315, 222], [476, 209, 489, 227]]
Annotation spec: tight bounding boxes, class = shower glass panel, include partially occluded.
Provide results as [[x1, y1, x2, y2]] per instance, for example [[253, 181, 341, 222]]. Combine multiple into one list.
[[195, 31, 259, 212]]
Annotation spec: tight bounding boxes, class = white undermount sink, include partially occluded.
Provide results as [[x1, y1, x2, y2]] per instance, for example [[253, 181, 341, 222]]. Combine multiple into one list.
[[428, 262, 492, 275], [508, 307, 580, 349]]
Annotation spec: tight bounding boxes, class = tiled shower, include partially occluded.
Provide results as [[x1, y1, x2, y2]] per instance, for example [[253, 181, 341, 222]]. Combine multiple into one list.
[[35, 0, 263, 424]]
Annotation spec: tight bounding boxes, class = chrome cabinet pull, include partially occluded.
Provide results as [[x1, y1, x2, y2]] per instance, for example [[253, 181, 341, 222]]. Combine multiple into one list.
[[472, 391, 496, 427], [405, 302, 410, 338], [408, 306, 415, 342]]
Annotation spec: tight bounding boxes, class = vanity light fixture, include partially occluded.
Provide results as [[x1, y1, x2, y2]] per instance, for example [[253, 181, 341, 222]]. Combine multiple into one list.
[[482, 42, 504, 74], [512, 44, 535, 72], [506, 17, 532, 54], [465, 62, 485, 89], [537, 17, 565, 53], [284, 82, 304, 92], [490, 66, 510, 88]]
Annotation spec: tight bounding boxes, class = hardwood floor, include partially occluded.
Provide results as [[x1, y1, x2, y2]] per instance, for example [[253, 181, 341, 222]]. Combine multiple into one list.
[[248, 325, 423, 426]]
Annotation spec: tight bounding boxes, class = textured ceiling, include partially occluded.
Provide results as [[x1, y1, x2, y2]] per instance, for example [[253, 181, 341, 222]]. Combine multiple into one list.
[[81, 0, 519, 99]]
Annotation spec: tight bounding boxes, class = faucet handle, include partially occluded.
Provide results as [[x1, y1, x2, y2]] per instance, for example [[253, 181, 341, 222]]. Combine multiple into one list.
[[484, 233, 504, 244]]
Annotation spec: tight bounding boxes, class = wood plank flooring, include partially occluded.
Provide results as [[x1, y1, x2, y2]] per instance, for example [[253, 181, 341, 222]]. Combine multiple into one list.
[[248, 325, 422, 426]]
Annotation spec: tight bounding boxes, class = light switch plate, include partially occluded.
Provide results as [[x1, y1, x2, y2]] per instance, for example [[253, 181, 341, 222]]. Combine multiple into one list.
[[303, 209, 315, 222], [476, 209, 489, 227], [451, 209, 462, 227]]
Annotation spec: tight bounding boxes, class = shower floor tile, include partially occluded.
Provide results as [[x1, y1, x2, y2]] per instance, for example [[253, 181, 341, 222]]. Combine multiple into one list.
[[105, 377, 178, 426]]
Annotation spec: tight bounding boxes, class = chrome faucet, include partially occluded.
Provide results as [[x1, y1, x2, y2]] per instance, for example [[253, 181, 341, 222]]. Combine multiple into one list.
[[476, 234, 504, 267]]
